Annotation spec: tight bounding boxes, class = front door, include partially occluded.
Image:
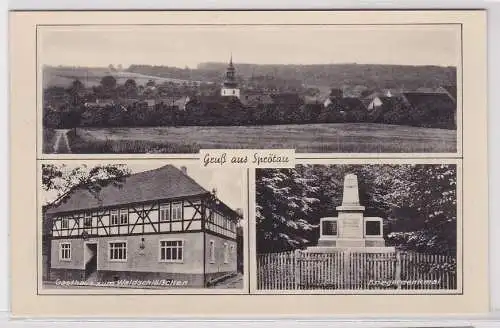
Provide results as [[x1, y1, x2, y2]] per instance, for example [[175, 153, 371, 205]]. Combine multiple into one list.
[[84, 242, 98, 279]]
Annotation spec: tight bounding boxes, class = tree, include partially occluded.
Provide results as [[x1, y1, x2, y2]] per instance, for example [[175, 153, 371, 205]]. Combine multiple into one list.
[[42, 164, 131, 208], [100, 75, 117, 91], [256, 167, 320, 253], [107, 105, 127, 127], [66, 79, 85, 106], [67, 79, 84, 94], [256, 164, 457, 256], [385, 164, 457, 255], [124, 79, 138, 98], [43, 109, 62, 129], [124, 78, 137, 90], [380, 99, 411, 125]]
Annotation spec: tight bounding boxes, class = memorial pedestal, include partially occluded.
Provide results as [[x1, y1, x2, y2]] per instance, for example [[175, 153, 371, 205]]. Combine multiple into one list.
[[307, 173, 395, 254]]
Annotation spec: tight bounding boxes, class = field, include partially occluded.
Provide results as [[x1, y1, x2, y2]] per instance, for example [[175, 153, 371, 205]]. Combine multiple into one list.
[[44, 123, 457, 154], [43, 67, 209, 88]]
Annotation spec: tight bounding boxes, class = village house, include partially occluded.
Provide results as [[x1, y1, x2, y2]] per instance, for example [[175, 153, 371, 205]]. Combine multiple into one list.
[[401, 91, 457, 128], [239, 90, 274, 108], [269, 93, 304, 107], [366, 96, 404, 121], [84, 98, 115, 109], [45, 165, 241, 288], [323, 88, 343, 108], [185, 94, 242, 111], [437, 85, 457, 103]]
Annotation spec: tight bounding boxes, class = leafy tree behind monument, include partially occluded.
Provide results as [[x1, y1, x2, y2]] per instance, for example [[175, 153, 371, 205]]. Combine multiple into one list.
[[256, 164, 456, 256]]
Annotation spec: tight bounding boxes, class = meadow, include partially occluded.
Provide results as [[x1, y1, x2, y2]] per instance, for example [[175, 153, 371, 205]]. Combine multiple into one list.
[[43, 68, 208, 89], [44, 123, 457, 154]]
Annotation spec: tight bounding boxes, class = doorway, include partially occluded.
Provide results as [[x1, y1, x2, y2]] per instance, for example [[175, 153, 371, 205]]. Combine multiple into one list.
[[84, 242, 98, 280]]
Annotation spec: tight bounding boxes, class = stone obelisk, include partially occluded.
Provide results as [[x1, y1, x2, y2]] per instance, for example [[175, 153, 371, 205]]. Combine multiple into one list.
[[307, 173, 394, 253], [335, 174, 366, 247]]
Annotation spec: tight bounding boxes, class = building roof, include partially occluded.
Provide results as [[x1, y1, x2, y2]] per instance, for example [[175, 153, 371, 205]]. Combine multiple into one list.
[[328, 88, 343, 98], [240, 94, 274, 106], [269, 93, 303, 105], [360, 97, 374, 108], [328, 97, 366, 111], [378, 96, 402, 108], [46, 165, 210, 215], [304, 95, 322, 105], [441, 85, 457, 101], [188, 95, 240, 105], [402, 92, 456, 112]]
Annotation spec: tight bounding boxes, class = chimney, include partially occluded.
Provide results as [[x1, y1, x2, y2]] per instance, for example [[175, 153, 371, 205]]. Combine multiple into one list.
[[180, 166, 187, 175], [236, 208, 243, 218]]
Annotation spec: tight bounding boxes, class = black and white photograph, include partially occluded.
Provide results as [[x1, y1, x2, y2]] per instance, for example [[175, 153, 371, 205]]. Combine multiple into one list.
[[40, 25, 459, 154], [40, 162, 246, 292], [255, 163, 458, 292]]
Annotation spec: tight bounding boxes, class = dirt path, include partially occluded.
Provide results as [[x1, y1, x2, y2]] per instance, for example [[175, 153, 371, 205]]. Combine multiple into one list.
[[53, 129, 72, 153]]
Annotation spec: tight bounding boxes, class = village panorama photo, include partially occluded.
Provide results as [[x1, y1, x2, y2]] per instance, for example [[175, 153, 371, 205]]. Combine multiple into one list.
[[39, 24, 459, 154], [39, 162, 246, 293], [255, 164, 459, 293]]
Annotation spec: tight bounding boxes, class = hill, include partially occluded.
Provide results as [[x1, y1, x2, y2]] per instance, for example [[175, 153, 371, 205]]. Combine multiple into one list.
[[43, 63, 457, 92], [196, 62, 457, 90], [42, 65, 207, 89]]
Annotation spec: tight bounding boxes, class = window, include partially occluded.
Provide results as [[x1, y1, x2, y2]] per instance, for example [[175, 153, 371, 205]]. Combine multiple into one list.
[[171, 203, 182, 221], [159, 240, 183, 262], [109, 241, 127, 261], [84, 213, 92, 227], [223, 242, 229, 263], [110, 210, 119, 226], [322, 220, 338, 236], [61, 217, 69, 229], [365, 221, 381, 236], [159, 205, 170, 222], [119, 209, 128, 225], [59, 243, 71, 261], [209, 240, 215, 263]]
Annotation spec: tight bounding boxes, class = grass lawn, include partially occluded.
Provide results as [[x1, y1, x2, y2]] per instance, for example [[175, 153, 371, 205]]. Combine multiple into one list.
[[54, 123, 457, 154]]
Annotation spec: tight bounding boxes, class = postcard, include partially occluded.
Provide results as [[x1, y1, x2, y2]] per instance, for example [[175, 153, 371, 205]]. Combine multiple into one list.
[[9, 10, 487, 317]]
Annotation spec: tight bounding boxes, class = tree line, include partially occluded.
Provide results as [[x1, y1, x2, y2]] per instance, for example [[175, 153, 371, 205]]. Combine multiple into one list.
[[43, 99, 455, 130], [43, 76, 456, 130], [256, 164, 457, 256]]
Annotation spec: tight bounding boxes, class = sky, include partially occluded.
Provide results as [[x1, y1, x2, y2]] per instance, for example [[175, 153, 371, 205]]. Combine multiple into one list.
[[42, 163, 245, 212], [39, 25, 460, 68]]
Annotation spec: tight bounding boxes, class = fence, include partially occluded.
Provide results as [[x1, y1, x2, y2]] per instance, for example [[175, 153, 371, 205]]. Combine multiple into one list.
[[256, 250, 457, 290]]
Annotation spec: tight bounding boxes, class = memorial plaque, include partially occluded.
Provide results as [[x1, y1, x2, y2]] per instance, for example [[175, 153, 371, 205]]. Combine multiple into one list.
[[340, 212, 363, 238]]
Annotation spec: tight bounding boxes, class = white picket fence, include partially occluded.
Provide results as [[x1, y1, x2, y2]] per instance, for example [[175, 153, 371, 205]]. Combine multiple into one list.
[[257, 250, 457, 290]]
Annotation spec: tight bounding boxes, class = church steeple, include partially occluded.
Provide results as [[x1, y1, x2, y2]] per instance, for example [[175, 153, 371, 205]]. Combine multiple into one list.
[[221, 54, 240, 98]]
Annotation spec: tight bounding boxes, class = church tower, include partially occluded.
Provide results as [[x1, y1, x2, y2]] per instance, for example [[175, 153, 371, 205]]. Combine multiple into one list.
[[221, 54, 240, 98]]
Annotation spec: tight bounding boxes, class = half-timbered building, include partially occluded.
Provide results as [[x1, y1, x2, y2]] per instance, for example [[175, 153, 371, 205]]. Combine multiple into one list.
[[46, 165, 241, 288]]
